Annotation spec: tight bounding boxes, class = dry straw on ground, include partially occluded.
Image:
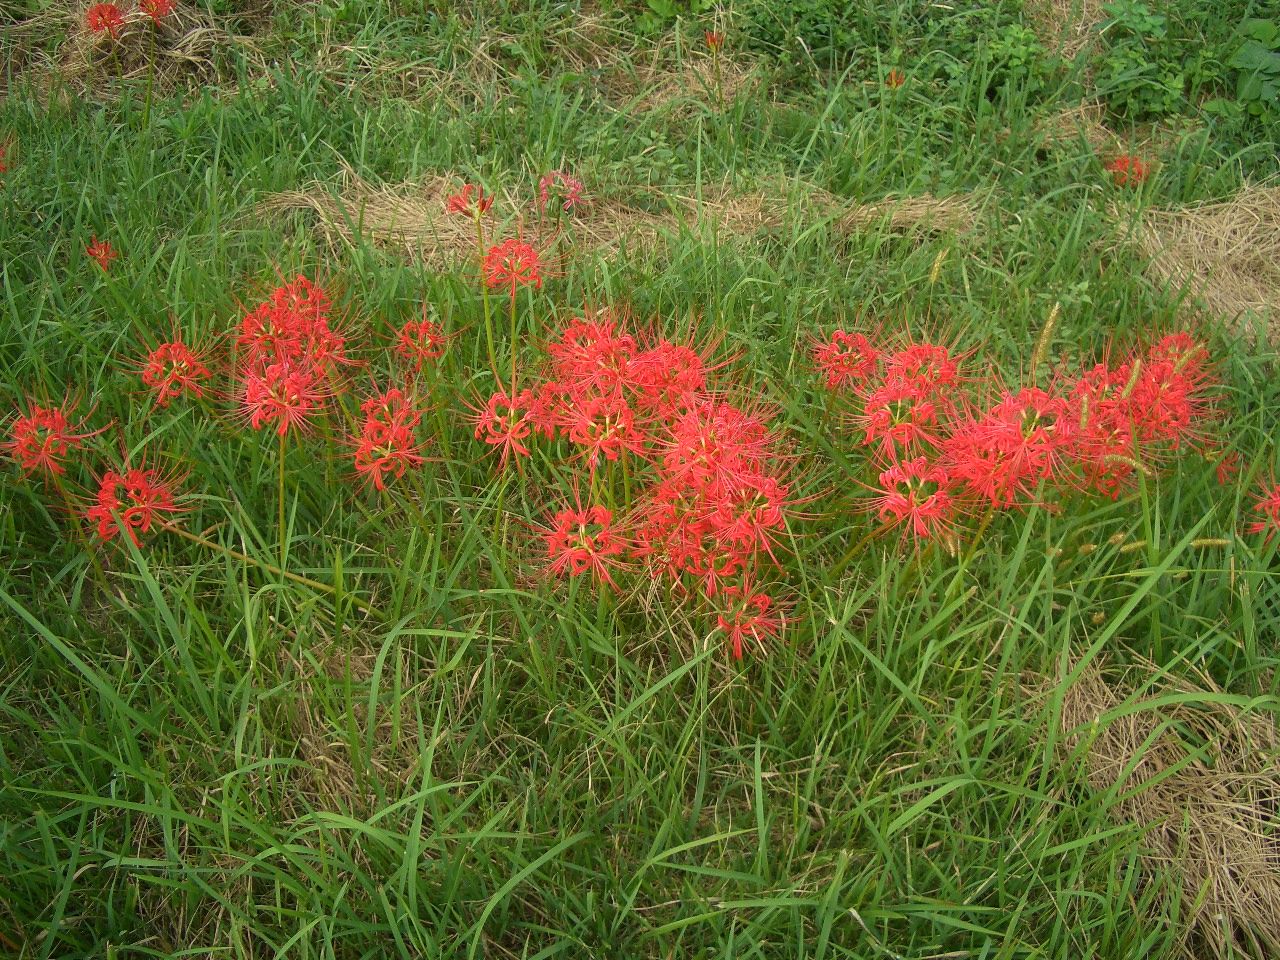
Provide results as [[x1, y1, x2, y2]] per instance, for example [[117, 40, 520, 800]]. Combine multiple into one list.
[[1053, 658, 1280, 958], [1121, 185, 1280, 335], [8, 1, 245, 100], [263, 166, 983, 265], [1025, 0, 1107, 59]]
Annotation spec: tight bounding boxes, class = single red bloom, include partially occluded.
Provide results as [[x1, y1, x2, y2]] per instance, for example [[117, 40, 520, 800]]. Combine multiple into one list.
[[543, 503, 627, 587], [1246, 481, 1280, 541], [560, 393, 645, 471], [883, 341, 961, 395], [483, 238, 543, 296], [871, 457, 956, 542], [6, 402, 102, 477], [704, 30, 725, 51], [854, 379, 941, 459], [395, 316, 449, 371], [1106, 155, 1149, 187], [140, 0, 175, 23], [86, 3, 125, 37], [716, 584, 783, 660], [707, 472, 791, 559], [629, 339, 707, 413], [537, 170, 584, 212], [813, 329, 880, 390], [351, 387, 424, 490], [240, 361, 325, 436], [885, 69, 906, 89], [86, 465, 181, 545], [86, 237, 118, 270], [445, 183, 493, 218], [0, 143, 9, 176], [470, 390, 533, 467], [139, 340, 212, 407], [1214, 450, 1240, 486]]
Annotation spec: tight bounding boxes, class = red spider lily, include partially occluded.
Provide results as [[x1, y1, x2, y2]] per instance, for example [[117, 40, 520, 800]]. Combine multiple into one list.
[[543, 503, 627, 587], [86, 465, 181, 545], [885, 69, 906, 89], [0, 142, 9, 176], [86, 2, 125, 37], [240, 361, 326, 436], [704, 30, 725, 51], [140, 0, 175, 23], [537, 170, 584, 212], [351, 387, 424, 490], [854, 380, 942, 459], [483, 238, 543, 296], [629, 339, 709, 413], [1213, 450, 1240, 486], [1106, 155, 1149, 187], [86, 237, 118, 270], [5, 401, 104, 477], [445, 183, 493, 218], [883, 341, 961, 396], [1067, 360, 1143, 498], [707, 472, 792, 559], [138, 339, 212, 407], [237, 276, 347, 373], [1247, 481, 1280, 541], [395, 316, 449, 371], [560, 393, 646, 470], [546, 312, 638, 399], [716, 584, 783, 660], [813, 329, 880, 390], [470, 389, 533, 467], [945, 388, 1075, 508], [658, 397, 776, 498], [871, 457, 956, 542]]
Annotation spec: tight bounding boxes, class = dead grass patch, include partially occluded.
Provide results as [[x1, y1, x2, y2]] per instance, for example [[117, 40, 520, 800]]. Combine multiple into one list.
[[1026, 0, 1107, 59], [1053, 658, 1280, 958], [263, 165, 984, 266], [9, 1, 247, 101], [1122, 184, 1280, 335]]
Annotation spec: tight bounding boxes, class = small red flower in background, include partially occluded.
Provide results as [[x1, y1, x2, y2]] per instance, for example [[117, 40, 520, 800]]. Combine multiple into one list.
[[471, 389, 533, 467], [1106, 155, 1149, 187], [395, 315, 448, 371], [1213, 450, 1240, 486], [139, 339, 212, 407], [86, 3, 125, 38], [872, 457, 956, 542], [704, 31, 725, 51], [140, 0, 175, 24], [445, 184, 493, 218], [543, 503, 627, 587], [813, 329, 880, 390], [86, 237, 118, 270], [886, 69, 906, 89], [0, 142, 9, 176], [86, 465, 181, 545], [716, 584, 782, 660], [1247, 481, 1280, 541], [352, 387, 424, 490], [240, 362, 325, 436], [483, 238, 543, 296], [6, 402, 103, 477], [537, 170, 584, 213]]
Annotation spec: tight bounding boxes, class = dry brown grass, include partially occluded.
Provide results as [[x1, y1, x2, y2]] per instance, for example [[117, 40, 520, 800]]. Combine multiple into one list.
[[1053, 658, 1280, 958], [1122, 184, 1280, 335], [263, 165, 985, 266], [1025, 0, 1107, 59], [9, 1, 247, 101]]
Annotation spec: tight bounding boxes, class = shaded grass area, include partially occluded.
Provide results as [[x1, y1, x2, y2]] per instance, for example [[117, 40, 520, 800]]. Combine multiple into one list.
[[2, 1, 1279, 957]]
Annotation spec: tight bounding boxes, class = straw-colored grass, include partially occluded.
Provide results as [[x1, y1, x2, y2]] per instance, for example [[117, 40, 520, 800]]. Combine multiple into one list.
[[1055, 658, 1280, 958], [263, 166, 984, 266], [1124, 184, 1280, 335]]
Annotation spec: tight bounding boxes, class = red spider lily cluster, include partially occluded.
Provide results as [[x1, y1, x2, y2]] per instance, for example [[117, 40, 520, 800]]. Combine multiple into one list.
[[1249, 482, 1280, 542], [813, 329, 1226, 544], [470, 309, 793, 659], [1106, 154, 1150, 187], [85, 0, 173, 37], [537, 171, 584, 213], [86, 237, 117, 270]]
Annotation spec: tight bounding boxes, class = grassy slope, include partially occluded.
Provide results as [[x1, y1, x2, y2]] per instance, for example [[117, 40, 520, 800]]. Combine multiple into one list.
[[1, 2, 1279, 957]]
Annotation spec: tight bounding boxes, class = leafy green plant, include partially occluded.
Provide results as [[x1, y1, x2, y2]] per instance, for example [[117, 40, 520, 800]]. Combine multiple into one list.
[[1227, 19, 1280, 116]]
